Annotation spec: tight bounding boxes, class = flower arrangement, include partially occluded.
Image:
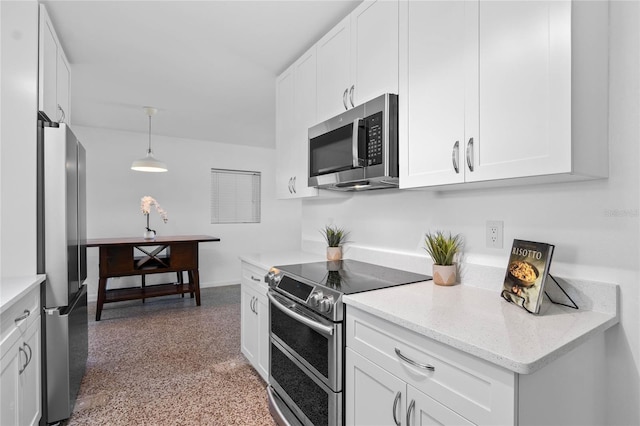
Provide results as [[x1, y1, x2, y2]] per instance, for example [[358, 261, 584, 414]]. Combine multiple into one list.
[[140, 196, 168, 235]]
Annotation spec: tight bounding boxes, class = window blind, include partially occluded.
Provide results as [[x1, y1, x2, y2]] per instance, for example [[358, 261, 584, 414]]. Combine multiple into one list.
[[210, 168, 261, 224]]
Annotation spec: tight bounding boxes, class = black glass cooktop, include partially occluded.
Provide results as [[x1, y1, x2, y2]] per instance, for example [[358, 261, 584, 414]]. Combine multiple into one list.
[[274, 259, 431, 295]]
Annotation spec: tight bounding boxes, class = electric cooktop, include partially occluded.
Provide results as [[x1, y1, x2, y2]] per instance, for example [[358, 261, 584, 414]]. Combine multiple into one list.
[[273, 259, 431, 295]]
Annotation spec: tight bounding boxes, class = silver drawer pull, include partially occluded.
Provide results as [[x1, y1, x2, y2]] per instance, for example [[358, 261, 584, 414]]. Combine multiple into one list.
[[395, 347, 435, 371], [14, 309, 30, 324]]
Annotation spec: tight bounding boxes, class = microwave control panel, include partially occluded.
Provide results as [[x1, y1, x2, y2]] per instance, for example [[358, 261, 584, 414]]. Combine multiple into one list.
[[365, 112, 383, 166]]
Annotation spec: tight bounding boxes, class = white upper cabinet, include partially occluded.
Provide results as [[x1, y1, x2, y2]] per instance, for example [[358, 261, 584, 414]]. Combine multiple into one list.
[[350, 0, 399, 108], [399, 0, 468, 187], [275, 47, 319, 199], [317, 0, 399, 122], [400, 0, 609, 189], [39, 4, 71, 124], [316, 16, 352, 121]]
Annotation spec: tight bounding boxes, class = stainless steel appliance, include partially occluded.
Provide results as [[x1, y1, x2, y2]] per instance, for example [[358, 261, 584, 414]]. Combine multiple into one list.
[[37, 117, 88, 425], [308, 93, 399, 191], [265, 260, 430, 426]]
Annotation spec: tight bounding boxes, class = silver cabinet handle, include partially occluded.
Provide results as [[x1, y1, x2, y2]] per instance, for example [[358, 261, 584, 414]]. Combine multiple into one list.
[[251, 275, 261, 282], [251, 296, 256, 314], [343, 88, 349, 110], [392, 391, 401, 426], [292, 176, 297, 194], [18, 346, 28, 374], [466, 137, 474, 172], [57, 104, 66, 123], [349, 85, 355, 108], [452, 141, 460, 173], [23, 342, 32, 368], [288, 177, 293, 194], [395, 347, 435, 371], [14, 309, 30, 324], [406, 399, 415, 426]]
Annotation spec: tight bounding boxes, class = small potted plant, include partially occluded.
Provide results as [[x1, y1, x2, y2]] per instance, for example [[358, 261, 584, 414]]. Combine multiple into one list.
[[321, 225, 349, 261], [424, 231, 461, 286]]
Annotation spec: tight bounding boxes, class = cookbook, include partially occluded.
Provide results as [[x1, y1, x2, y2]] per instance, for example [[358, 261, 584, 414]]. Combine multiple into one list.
[[501, 239, 555, 314]]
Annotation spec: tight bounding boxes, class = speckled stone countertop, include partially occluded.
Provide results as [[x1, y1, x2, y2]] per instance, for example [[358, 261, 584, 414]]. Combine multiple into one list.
[[343, 280, 619, 374], [0, 275, 46, 315]]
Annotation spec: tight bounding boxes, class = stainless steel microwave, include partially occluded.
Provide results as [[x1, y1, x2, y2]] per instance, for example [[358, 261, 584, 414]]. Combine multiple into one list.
[[308, 93, 398, 191]]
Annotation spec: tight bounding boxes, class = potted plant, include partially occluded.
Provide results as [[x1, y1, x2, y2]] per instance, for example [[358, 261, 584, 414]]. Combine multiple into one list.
[[321, 225, 349, 261], [424, 231, 461, 286]]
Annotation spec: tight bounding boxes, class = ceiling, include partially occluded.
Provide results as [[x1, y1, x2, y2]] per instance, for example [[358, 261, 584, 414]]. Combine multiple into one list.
[[42, 0, 361, 149]]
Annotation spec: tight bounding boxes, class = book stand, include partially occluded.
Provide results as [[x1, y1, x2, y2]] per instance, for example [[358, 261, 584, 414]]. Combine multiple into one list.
[[544, 274, 579, 310]]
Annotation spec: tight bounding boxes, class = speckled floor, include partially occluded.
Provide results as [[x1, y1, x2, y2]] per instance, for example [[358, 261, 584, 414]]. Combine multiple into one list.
[[65, 285, 276, 426]]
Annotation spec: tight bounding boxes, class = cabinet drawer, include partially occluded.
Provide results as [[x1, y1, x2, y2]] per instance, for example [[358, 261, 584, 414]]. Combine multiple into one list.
[[1, 286, 41, 348], [241, 262, 268, 293], [346, 306, 515, 425]]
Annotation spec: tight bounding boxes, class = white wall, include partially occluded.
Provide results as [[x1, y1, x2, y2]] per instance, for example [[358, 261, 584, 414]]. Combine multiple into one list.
[[73, 125, 302, 301], [0, 0, 38, 278], [302, 1, 640, 424]]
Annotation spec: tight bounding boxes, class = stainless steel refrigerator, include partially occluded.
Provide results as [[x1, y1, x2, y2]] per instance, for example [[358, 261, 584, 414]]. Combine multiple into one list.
[[37, 117, 88, 425]]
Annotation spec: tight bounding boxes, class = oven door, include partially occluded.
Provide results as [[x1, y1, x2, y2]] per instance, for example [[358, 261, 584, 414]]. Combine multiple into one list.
[[269, 339, 342, 426], [268, 290, 342, 390]]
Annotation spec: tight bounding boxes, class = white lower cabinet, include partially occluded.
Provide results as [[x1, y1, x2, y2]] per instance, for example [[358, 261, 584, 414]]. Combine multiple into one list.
[[240, 261, 269, 381], [0, 287, 42, 426], [346, 305, 607, 426], [347, 351, 474, 426]]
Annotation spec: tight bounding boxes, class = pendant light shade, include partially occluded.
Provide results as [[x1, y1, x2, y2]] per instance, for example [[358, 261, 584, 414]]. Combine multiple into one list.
[[131, 106, 168, 172]]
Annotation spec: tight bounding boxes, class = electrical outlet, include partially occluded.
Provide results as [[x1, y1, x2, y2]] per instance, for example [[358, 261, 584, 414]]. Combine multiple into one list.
[[486, 220, 503, 249]]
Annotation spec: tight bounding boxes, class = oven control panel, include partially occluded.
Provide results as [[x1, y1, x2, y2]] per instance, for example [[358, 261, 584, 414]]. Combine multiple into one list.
[[266, 268, 342, 320]]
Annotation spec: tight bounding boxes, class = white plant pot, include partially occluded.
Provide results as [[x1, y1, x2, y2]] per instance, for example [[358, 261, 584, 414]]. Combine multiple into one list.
[[432, 264, 457, 286], [326, 246, 342, 261], [143, 229, 156, 240]]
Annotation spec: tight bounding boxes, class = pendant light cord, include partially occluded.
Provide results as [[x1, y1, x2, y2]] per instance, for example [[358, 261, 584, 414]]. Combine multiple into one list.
[[148, 114, 152, 153]]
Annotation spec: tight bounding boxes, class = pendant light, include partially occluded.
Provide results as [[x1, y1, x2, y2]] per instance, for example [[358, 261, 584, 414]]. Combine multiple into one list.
[[131, 106, 168, 172]]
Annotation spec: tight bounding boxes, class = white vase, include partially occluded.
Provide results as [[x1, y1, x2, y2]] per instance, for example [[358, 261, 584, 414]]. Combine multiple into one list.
[[143, 229, 156, 240], [432, 264, 456, 286], [326, 246, 342, 261]]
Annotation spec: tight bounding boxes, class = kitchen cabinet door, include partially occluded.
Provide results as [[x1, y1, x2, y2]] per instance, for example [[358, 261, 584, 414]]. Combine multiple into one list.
[[407, 385, 475, 426], [255, 292, 269, 381], [290, 47, 319, 198], [39, 4, 71, 124], [275, 66, 296, 199], [0, 337, 21, 426], [316, 15, 351, 121], [20, 320, 41, 426], [39, 5, 59, 122], [240, 283, 259, 367], [399, 0, 468, 188], [276, 49, 319, 200], [467, 0, 572, 182], [345, 348, 405, 426], [350, 0, 399, 107]]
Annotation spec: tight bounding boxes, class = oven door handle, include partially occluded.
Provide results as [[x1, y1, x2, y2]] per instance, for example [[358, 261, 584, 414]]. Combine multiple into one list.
[[268, 291, 334, 337]]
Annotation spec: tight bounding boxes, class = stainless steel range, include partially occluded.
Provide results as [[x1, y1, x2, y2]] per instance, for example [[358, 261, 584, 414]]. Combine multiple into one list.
[[265, 260, 431, 426]]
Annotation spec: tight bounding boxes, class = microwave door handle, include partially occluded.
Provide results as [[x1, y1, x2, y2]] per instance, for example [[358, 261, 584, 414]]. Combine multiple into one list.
[[352, 118, 365, 168]]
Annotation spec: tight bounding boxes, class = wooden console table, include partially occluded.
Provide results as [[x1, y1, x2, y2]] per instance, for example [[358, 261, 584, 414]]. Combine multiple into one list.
[[87, 235, 220, 320]]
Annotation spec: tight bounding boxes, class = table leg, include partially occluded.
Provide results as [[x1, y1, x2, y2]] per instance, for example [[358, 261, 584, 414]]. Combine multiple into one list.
[[96, 277, 107, 321], [188, 269, 201, 306], [141, 274, 146, 303], [177, 271, 184, 298]]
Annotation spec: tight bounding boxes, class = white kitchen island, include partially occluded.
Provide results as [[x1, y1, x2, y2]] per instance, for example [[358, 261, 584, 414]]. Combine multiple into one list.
[[343, 279, 618, 426]]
